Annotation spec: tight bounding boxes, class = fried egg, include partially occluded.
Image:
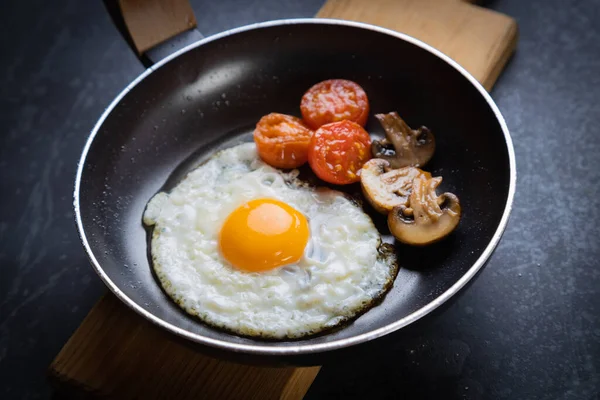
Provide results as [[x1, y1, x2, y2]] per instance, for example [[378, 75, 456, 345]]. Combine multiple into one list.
[[143, 143, 397, 339]]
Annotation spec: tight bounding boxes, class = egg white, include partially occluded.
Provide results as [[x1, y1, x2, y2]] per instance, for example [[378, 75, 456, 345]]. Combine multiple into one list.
[[143, 143, 397, 339]]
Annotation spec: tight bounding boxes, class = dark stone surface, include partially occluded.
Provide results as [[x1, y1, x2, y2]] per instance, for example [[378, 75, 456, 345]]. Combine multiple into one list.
[[0, 0, 598, 399]]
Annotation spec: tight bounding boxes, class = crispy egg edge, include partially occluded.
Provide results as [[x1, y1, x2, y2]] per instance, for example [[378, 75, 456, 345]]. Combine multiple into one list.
[[150, 227, 399, 340]]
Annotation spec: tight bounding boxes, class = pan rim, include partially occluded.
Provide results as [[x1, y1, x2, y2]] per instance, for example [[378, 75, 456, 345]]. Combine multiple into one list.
[[74, 18, 517, 357]]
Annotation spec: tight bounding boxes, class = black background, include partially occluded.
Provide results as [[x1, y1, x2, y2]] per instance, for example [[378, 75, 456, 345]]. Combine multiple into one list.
[[1, 0, 599, 399]]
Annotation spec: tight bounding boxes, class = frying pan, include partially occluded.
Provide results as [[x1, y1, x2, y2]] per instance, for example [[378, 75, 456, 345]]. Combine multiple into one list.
[[74, 12, 516, 365]]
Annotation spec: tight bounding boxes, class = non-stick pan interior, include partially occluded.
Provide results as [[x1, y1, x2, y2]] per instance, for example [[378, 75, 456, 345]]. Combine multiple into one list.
[[78, 22, 511, 353]]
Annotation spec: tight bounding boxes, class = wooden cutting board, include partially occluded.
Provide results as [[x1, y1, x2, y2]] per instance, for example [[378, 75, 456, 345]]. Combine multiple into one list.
[[49, 1, 517, 398]]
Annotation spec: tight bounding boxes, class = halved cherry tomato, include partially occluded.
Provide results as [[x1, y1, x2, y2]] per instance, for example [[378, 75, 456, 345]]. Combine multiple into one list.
[[308, 120, 372, 185], [300, 79, 370, 129], [253, 113, 313, 169]]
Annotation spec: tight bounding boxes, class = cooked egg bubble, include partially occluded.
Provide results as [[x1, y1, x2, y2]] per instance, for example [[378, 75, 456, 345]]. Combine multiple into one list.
[[143, 142, 397, 339]]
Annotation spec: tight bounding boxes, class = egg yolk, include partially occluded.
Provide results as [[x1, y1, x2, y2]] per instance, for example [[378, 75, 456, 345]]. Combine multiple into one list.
[[219, 198, 309, 272]]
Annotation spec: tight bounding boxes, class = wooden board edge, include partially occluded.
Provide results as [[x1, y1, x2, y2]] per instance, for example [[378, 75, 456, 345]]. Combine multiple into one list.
[[482, 17, 519, 90], [280, 366, 322, 400]]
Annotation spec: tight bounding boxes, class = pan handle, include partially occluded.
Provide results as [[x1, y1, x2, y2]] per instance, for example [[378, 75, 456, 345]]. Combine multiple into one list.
[[103, 0, 204, 68]]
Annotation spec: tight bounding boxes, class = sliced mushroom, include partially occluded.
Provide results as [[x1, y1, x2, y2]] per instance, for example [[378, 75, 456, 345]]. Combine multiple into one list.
[[388, 177, 461, 246], [360, 158, 431, 214], [372, 112, 435, 168]]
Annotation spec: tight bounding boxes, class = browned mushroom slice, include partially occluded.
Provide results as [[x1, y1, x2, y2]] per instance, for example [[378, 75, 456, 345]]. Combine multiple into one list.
[[388, 177, 461, 246], [360, 158, 431, 214], [372, 112, 435, 168]]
